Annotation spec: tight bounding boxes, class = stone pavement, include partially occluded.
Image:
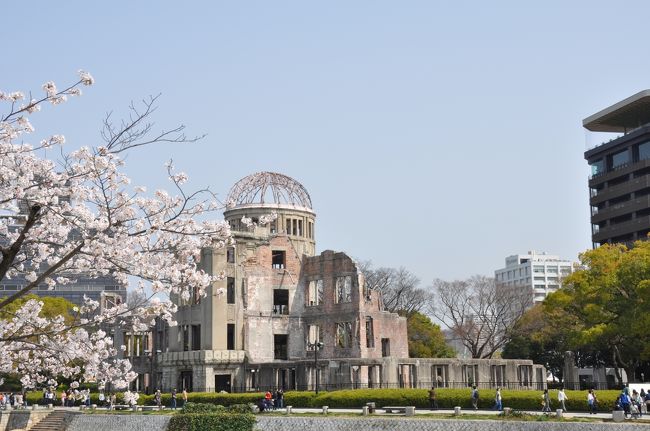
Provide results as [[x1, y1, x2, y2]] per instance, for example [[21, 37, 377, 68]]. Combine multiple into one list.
[[66, 414, 170, 431]]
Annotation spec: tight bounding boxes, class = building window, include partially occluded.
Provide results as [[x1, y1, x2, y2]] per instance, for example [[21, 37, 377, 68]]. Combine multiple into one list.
[[381, 338, 390, 357], [335, 276, 352, 303], [182, 325, 189, 352], [365, 317, 374, 348], [336, 322, 353, 348], [226, 247, 235, 264], [297, 219, 303, 236], [590, 159, 605, 176], [272, 250, 286, 269], [226, 277, 235, 304], [191, 324, 201, 351], [270, 219, 277, 234], [192, 285, 201, 305], [640, 141, 650, 161], [307, 279, 323, 306], [308, 222, 313, 239], [533, 265, 544, 273], [273, 289, 289, 315], [274, 334, 288, 360], [227, 324, 235, 350], [306, 324, 322, 347], [611, 149, 629, 168]]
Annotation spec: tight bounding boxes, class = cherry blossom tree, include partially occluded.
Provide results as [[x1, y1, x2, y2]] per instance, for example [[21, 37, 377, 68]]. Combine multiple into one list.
[[0, 71, 230, 389]]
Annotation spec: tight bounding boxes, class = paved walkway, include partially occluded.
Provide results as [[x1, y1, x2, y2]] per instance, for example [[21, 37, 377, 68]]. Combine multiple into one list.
[[280, 407, 650, 421]]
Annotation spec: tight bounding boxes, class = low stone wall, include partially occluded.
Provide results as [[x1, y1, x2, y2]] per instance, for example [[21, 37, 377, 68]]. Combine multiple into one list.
[[0, 408, 76, 431], [256, 417, 650, 431], [47, 413, 650, 431]]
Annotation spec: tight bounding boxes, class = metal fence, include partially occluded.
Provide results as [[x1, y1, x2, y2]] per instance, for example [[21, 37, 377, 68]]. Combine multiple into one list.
[[225, 381, 557, 393]]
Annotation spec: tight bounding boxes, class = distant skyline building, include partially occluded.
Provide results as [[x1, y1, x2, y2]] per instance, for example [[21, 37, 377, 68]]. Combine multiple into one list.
[[584, 90, 650, 247], [494, 251, 576, 303], [0, 211, 126, 309]]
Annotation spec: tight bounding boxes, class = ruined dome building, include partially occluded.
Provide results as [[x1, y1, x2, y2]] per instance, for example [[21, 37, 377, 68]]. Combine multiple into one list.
[[155, 172, 544, 392]]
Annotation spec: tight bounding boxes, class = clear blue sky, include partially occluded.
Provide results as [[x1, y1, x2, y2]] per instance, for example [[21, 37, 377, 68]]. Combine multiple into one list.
[[3, 1, 648, 284]]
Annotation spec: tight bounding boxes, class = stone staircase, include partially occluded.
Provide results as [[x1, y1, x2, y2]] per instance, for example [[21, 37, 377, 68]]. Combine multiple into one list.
[[29, 409, 68, 431]]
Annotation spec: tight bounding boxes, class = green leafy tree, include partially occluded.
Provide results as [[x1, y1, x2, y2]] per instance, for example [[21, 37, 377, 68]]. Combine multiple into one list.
[[406, 311, 455, 358], [540, 242, 650, 383], [0, 294, 75, 323]]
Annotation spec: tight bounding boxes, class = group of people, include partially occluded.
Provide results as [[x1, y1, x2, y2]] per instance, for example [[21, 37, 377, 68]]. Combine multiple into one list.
[[258, 389, 284, 412], [614, 386, 650, 418], [58, 388, 92, 407], [426, 384, 650, 415], [152, 388, 188, 409], [0, 392, 26, 409]]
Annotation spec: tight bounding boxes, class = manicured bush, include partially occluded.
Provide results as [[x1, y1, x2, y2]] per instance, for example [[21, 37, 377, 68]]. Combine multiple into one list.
[[286, 388, 619, 412], [168, 412, 256, 431], [283, 390, 317, 407], [181, 402, 226, 414], [227, 403, 254, 414]]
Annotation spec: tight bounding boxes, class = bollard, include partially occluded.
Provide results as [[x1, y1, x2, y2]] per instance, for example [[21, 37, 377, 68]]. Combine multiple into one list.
[[362, 406, 369, 416], [503, 407, 512, 416], [556, 409, 563, 418], [367, 402, 376, 414], [454, 406, 461, 416], [91, 404, 97, 411], [47, 404, 53, 410], [286, 406, 292, 414], [405, 406, 415, 416], [322, 406, 329, 415], [612, 410, 625, 422]]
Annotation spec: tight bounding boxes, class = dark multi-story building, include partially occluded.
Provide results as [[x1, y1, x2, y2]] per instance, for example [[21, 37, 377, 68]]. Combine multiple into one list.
[[584, 90, 650, 247]]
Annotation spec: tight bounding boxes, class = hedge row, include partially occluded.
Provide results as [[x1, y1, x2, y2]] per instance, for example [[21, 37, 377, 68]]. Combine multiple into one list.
[[168, 412, 256, 431], [144, 388, 620, 412], [24, 388, 622, 412], [25, 391, 126, 406]]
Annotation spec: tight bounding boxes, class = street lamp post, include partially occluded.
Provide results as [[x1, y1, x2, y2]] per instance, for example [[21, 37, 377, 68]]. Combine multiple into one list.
[[307, 341, 324, 394]]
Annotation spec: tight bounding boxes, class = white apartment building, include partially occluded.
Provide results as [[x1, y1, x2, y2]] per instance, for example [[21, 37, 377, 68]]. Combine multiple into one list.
[[494, 251, 577, 303]]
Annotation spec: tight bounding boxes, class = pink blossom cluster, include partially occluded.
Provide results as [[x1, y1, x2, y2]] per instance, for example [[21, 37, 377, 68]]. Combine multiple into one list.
[[0, 71, 230, 388]]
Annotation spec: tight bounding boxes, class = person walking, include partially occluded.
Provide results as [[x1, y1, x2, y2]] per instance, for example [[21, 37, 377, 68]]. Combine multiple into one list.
[[171, 389, 177, 410], [541, 389, 551, 413], [428, 386, 438, 410], [275, 388, 284, 409], [182, 388, 188, 407], [154, 389, 162, 409], [494, 388, 503, 411], [587, 389, 596, 414], [620, 389, 631, 417], [558, 387, 568, 412], [471, 386, 479, 411]]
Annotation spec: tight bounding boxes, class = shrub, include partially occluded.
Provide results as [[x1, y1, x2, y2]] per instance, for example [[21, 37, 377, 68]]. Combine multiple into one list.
[[227, 403, 254, 414], [283, 391, 317, 407], [289, 388, 620, 412], [181, 402, 226, 414], [168, 412, 256, 431]]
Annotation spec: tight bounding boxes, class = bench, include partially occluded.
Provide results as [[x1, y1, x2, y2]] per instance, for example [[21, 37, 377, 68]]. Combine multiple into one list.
[[141, 406, 159, 411], [383, 406, 415, 415], [113, 404, 130, 410]]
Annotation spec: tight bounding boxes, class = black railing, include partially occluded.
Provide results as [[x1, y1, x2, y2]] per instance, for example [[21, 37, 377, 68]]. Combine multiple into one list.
[[223, 381, 558, 393]]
